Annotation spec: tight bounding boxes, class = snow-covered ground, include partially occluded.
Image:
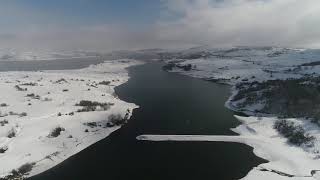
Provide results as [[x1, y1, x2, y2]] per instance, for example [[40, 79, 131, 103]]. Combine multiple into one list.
[[143, 46, 320, 179], [137, 115, 320, 180], [0, 59, 142, 179], [165, 47, 320, 85]]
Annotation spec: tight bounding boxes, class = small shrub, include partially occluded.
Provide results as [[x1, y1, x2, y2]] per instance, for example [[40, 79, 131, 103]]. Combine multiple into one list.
[[84, 129, 89, 132], [26, 93, 35, 97], [19, 112, 27, 117], [45, 152, 60, 160], [76, 100, 96, 106], [0, 119, 8, 126], [26, 93, 40, 99], [182, 64, 192, 71], [98, 81, 111, 86], [77, 106, 96, 112], [84, 122, 98, 128], [124, 109, 131, 120], [11, 112, 28, 117], [43, 97, 52, 101], [0, 146, 8, 153], [57, 112, 62, 116], [107, 114, 126, 127], [0, 103, 8, 107], [48, 127, 65, 138], [62, 89, 69, 92], [17, 162, 36, 175], [55, 78, 68, 83], [75, 100, 114, 112], [15, 85, 27, 91], [20, 82, 37, 86], [7, 129, 16, 138]]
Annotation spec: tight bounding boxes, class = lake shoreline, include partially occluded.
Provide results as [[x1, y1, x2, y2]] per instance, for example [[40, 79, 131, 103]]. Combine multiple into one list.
[[29, 61, 265, 180], [0, 59, 142, 180], [157, 62, 320, 179]]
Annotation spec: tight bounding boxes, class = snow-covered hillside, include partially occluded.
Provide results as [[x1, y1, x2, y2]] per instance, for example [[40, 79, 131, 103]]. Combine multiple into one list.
[[163, 46, 320, 84], [0, 59, 142, 179], [138, 46, 320, 180]]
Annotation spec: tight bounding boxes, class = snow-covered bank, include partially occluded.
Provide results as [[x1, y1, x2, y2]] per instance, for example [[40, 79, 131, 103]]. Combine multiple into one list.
[[153, 46, 320, 179], [163, 47, 320, 85], [137, 115, 320, 180], [0, 59, 142, 179]]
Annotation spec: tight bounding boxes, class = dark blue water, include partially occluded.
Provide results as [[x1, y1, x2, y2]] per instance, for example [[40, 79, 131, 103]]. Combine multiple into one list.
[[27, 62, 266, 180]]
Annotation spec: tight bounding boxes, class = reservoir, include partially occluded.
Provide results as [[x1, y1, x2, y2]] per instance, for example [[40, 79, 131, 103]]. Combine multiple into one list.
[[29, 61, 266, 180]]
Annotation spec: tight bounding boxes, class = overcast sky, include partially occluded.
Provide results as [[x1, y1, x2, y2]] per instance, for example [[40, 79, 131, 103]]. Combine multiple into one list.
[[1, 0, 320, 51]]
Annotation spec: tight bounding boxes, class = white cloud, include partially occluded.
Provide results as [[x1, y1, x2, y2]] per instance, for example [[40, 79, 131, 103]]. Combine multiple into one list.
[[156, 0, 320, 48], [1, 0, 320, 51]]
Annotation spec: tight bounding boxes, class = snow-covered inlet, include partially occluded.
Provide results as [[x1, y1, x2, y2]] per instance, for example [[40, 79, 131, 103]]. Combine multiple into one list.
[[137, 115, 320, 180], [151, 46, 320, 180], [0, 59, 142, 178]]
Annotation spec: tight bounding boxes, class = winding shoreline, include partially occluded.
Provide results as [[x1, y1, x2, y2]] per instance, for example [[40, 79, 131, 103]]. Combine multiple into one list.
[[139, 66, 320, 180]]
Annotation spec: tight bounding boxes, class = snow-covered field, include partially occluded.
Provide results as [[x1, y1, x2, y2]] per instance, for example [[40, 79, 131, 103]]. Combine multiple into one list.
[[0, 59, 142, 179], [165, 47, 320, 85]]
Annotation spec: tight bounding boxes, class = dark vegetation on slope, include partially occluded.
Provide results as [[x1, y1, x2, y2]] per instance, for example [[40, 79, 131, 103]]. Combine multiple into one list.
[[231, 76, 320, 123], [226, 76, 320, 147], [163, 63, 195, 71], [0, 162, 36, 180], [48, 127, 65, 138], [106, 109, 131, 127], [75, 100, 114, 112], [273, 119, 315, 146]]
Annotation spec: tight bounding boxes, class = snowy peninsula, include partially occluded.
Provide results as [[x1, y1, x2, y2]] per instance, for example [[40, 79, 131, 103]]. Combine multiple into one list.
[[0, 59, 141, 179]]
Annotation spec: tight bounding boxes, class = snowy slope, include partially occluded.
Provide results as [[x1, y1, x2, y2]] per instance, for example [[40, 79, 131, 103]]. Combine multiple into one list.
[[164, 46, 320, 84]]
